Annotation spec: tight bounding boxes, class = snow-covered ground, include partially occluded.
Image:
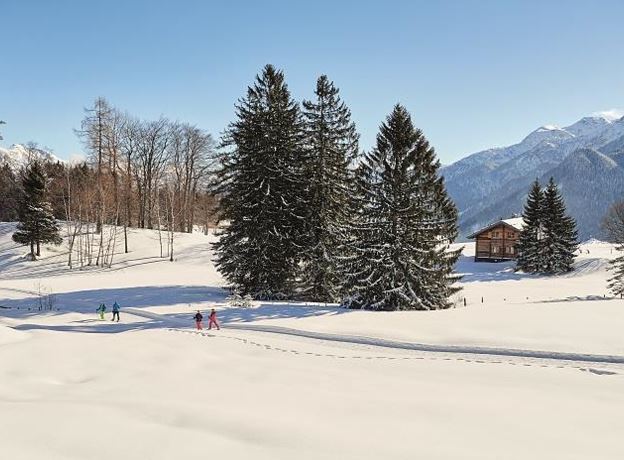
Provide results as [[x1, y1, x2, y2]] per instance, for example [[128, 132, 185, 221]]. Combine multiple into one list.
[[1, 222, 623, 459]]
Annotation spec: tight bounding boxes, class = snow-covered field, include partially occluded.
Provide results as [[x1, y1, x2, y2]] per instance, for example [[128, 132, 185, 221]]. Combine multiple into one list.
[[1, 222, 623, 459]]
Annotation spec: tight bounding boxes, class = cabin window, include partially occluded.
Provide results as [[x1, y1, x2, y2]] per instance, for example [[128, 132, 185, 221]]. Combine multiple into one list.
[[506, 246, 514, 254], [492, 246, 499, 253]]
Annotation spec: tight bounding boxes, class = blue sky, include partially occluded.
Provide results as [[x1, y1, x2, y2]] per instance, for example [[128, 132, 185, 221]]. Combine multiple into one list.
[[1, 0, 623, 163]]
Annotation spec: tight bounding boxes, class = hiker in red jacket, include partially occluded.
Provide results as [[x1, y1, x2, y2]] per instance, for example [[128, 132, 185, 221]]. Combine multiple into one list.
[[208, 308, 220, 330], [193, 310, 203, 330]]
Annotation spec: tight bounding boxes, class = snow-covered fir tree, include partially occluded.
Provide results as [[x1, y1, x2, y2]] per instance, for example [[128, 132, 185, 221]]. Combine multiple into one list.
[[516, 178, 577, 273], [300, 75, 359, 302], [213, 65, 308, 299], [541, 177, 578, 273], [12, 160, 62, 260], [515, 180, 545, 272], [343, 105, 461, 311]]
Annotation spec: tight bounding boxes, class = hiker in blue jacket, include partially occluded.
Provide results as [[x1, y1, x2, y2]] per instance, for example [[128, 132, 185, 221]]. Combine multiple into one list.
[[111, 301, 120, 322]]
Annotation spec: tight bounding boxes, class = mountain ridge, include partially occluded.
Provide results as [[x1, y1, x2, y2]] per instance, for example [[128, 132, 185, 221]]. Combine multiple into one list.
[[0, 144, 64, 171], [443, 112, 624, 240]]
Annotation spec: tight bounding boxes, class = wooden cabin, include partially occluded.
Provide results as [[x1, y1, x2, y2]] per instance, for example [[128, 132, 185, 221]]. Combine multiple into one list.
[[468, 218, 524, 262]]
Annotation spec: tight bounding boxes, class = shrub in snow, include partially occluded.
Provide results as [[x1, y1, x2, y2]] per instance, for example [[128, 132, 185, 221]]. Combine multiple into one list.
[[226, 293, 257, 308]]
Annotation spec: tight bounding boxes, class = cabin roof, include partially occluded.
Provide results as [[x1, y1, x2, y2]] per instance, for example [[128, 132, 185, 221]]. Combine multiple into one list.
[[467, 217, 524, 239]]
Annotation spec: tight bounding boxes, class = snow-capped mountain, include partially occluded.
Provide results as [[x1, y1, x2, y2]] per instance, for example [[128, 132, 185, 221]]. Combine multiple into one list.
[[0, 144, 64, 171], [443, 112, 624, 240]]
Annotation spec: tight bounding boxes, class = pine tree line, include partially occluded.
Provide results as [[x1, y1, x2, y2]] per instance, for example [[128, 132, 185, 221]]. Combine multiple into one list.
[[213, 65, 460, 310], [516, 178, 578, 273]]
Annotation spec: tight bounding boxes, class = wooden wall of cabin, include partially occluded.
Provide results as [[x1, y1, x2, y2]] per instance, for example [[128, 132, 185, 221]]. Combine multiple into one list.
[[474, 225, 520, 260]]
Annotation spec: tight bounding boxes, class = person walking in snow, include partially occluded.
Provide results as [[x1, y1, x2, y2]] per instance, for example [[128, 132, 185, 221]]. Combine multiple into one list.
[[194, 310, 203, 330], [208, 308, 220, 330], [111, 301, 120, 322], [97, 303, 106, 320]]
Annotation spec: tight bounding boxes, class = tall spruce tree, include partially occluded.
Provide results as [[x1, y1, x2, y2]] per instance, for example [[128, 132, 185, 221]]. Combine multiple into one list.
[[213, 65, 308, 299], [300, 75, 359, 301], [343, 105, 461, 311], [516, 180, 544, 272], [542, 177, 578, 273], [12, 161, 62, 260]]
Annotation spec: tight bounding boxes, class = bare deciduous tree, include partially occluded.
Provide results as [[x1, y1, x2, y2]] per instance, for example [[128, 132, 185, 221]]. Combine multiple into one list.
[[134, 118, 172, 229]]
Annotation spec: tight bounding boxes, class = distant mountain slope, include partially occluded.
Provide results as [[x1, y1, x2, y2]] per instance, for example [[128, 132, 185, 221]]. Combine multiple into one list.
[[444, 113, 624, 240], [0, 144, 63, 171]]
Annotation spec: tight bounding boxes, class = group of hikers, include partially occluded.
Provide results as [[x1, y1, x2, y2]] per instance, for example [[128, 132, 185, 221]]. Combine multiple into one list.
[[96, 301, 121, 321], [96, 302, 220, 330], [194, 309, 220, 330]]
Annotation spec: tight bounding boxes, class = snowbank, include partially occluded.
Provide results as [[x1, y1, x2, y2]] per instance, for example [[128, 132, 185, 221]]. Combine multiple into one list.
[[2, 223, 624, 459]]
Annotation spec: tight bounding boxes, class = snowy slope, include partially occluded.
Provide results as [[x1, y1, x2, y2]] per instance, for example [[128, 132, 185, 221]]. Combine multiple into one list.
[[1, 224, 624, 459], [1, 222, 623, 353]]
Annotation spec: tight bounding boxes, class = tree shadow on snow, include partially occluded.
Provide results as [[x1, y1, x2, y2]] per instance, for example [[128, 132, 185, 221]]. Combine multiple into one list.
[[537, 295, 615, 303], [0, 285, 226, 314], [178, 302, 348, 325], [0, 285, 351, 330], [12, 318, 167, 334]]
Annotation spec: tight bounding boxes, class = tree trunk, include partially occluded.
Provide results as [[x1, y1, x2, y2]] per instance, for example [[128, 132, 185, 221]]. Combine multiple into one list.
[[169, 189, 175, 262]]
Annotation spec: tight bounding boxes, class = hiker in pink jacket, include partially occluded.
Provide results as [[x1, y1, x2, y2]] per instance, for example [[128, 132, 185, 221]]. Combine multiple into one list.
[[208, 308, 220, 330]]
